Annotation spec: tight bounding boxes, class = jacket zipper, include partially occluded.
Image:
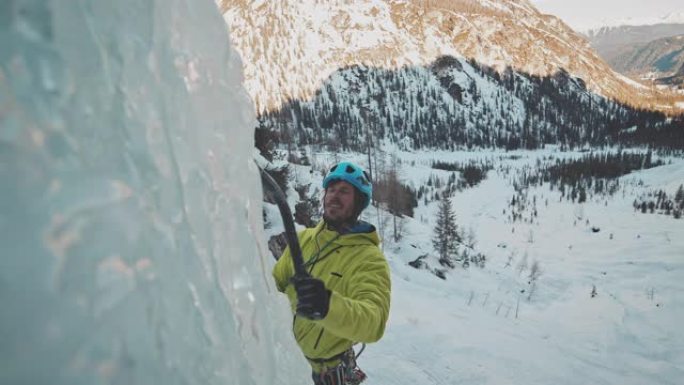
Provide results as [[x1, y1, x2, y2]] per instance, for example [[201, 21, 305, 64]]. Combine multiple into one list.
[[313, 328, 325, 350], [294, 315, 325, 349]]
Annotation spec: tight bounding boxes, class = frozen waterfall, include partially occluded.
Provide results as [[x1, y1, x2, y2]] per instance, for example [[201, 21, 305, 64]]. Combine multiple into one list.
[[0, 0, 308, 384]]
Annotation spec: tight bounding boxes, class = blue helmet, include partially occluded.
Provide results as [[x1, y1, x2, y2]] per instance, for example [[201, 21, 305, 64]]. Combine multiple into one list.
[[322, 161, 372, 210]]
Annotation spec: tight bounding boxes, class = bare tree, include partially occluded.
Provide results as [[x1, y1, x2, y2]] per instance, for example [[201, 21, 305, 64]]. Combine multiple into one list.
[[504, 252, 514, 268], [466, 226, 477, 249], [528, 260, 542, 281], [375, 154, 412, 242], [387, 155, 403, 242], [527, 260, 542, 301], [517, 252, 529, 276]]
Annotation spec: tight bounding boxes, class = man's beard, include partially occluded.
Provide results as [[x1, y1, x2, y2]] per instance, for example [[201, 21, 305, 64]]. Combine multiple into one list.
[[323, 203, 356, 230], [323, 212, 353, 229]]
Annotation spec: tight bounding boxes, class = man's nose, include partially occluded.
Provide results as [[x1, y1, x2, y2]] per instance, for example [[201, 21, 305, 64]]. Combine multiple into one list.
[[326, 189, 339, 200]]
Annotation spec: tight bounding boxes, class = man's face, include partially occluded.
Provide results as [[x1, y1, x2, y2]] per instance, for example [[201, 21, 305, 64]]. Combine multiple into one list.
[[323, 180, 357, 224]]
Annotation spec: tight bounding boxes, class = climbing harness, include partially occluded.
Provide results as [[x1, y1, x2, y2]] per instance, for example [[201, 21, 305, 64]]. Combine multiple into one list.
[[311, 344, 367, 385]]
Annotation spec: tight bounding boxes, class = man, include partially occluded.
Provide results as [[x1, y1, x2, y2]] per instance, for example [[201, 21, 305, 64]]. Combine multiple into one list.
[[273, 161, 391, 385]]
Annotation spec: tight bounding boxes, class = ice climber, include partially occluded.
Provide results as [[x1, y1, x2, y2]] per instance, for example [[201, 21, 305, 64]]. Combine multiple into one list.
[[273, 161, 391, 385]]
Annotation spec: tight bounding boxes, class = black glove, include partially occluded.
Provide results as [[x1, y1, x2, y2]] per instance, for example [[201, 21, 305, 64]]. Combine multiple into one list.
[[291, 276, 331, 320]]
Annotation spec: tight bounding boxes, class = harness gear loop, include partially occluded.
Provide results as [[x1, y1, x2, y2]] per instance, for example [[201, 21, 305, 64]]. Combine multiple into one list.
[[311, 344, 367, 385]]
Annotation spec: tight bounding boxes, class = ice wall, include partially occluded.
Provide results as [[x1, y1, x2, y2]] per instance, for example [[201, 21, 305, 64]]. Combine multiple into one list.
[[0, 1, 307, 384]]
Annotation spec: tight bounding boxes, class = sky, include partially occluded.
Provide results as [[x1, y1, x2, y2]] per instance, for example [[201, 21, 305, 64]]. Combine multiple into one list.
[[529, 0, 684, 32]]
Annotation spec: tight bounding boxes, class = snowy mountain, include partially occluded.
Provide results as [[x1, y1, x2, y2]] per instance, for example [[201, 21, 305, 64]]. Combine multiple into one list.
[[255, 57, 684, 152], [584, 12, 684, 35], [585, 22, 684, 49], [220, 0, 676, 114], [606, 34, 684, 78], [585, 23, 684, 79]]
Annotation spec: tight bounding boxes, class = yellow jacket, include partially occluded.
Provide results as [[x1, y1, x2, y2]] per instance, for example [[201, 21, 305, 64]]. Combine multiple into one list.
[[272, 220, 391, 372]]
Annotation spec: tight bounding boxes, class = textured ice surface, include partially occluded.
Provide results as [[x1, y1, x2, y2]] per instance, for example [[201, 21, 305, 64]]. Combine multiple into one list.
[[0, 1, 307, 384]]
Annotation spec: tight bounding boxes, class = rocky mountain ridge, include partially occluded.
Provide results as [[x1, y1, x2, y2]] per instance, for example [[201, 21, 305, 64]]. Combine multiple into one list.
[[220, 0, 677, 113], [585, 23, 684, 80]]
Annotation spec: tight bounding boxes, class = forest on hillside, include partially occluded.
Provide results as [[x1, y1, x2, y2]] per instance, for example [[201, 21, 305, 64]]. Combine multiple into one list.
[[257, 57, 684, 152]]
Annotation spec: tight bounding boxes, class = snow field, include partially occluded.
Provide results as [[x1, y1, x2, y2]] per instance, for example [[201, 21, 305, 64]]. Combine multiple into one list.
[[281, 147, 684, 385]]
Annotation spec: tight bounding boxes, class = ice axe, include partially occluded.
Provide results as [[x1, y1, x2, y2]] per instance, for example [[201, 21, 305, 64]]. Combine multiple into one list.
[[257, 164, 309, 279]]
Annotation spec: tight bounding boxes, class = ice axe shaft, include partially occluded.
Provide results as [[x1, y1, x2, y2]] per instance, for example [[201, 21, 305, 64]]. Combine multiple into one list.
[[258, 165, 309, 278]]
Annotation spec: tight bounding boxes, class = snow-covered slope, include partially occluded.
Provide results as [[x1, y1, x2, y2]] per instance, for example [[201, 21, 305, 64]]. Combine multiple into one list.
[[378, 150, 683, 385], [0, 1, 308, 384], [221, 0, 671, 113], [281, 147, 684, 385]]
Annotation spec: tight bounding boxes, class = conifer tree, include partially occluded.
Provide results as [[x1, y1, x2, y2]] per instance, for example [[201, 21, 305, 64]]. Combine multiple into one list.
[[433, 194, 460, 267], [675, 184, 684, 206]]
